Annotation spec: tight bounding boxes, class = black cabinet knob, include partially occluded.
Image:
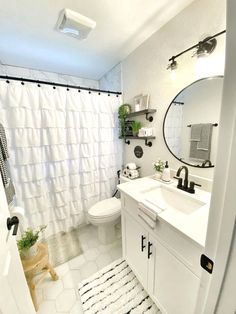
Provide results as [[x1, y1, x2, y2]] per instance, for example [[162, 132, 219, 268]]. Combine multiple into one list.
[[7, 216, 19, 236]]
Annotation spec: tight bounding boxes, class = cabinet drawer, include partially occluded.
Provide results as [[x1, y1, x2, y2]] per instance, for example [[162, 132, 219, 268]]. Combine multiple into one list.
[[152, 221, 202, 277]]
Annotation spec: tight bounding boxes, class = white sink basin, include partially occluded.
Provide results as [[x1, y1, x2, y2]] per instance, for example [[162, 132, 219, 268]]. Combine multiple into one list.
[[140, 185, 206, 215]]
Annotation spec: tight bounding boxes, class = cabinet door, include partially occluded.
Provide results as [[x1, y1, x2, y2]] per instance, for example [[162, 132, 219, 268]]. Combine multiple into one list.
[[122, 211, 148, 288], [149, 235, 200, 314]]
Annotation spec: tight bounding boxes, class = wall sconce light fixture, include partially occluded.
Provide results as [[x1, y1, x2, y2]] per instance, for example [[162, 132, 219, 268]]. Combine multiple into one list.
[[167, 30, 225, 74], [192, 37, 217, 58], [167, 58, 178, 80]]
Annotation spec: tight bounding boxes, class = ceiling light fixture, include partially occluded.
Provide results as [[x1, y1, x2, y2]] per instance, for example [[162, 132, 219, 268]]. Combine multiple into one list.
[[167, 30, 225, 74]]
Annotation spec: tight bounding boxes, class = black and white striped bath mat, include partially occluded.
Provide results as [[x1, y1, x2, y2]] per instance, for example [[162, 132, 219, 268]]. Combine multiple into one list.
[[78, 258, 160, 314]]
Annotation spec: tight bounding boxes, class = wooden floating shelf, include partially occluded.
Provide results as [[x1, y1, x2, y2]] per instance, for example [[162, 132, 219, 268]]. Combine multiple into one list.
[[119, 136, 156, 147], [126, 109, 156, 118], [125, 109, 157, 122], [124, 136, 156, 139]]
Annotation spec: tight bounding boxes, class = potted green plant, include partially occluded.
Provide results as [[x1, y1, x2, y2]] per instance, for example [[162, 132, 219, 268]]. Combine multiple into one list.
[[153, 159, 165, 179], [131, 121, 141, 136], [17, 225, 46, 259], [118, 104, 131, 138]]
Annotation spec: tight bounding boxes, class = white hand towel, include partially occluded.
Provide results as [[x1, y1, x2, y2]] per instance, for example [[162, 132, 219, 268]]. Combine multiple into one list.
[[138, 210, 156, 229], [138, 202, 158, 221], [144, 198, 166, 211]]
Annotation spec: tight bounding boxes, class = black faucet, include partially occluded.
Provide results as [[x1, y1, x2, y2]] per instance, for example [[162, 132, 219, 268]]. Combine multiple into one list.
[[174, 165, 201, 194], [201, 160, 212, 167]]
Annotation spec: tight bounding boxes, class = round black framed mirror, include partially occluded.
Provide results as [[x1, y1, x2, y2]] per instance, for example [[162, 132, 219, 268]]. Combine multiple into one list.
[[163, 76, 223, 168]]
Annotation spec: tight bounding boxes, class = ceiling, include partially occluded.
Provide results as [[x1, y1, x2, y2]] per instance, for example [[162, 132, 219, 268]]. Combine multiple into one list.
[[0, 0, 194, 80]]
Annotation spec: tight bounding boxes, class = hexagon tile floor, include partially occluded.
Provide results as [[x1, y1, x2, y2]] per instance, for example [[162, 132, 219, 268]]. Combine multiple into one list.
[[36, 224, 122, 314]]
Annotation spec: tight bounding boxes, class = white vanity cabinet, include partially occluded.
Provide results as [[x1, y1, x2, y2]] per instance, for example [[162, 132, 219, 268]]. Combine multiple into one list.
[[148, 234, 200, 314], [122, 211, 149, 288], [121, 193, 202, 314]]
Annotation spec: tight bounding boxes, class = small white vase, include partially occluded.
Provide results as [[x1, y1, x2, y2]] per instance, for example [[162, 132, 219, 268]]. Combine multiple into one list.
[[21, 243, 38, 259], [154, 172, 162, 180]]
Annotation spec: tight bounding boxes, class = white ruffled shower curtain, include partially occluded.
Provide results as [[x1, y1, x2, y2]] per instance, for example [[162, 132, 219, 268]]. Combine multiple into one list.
[[0, 80, 122, 236]]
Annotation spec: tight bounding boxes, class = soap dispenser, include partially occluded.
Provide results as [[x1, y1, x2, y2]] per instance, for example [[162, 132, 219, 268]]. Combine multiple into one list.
[[162, 161, 171, 182]]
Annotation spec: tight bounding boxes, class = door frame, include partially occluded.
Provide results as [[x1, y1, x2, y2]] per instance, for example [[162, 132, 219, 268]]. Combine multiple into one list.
[[195, 0, 236, 312]]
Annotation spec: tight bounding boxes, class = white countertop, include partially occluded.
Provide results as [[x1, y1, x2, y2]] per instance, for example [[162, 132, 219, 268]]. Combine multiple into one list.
[[118, 177, 211, 247]]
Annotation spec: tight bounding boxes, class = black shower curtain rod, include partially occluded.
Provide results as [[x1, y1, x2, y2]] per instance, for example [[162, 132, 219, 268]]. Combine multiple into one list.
[[0, 75, 122, 96]]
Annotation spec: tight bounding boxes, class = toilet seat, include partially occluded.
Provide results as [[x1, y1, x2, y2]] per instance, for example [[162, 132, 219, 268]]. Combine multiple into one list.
[[88, 197, 121, 220]]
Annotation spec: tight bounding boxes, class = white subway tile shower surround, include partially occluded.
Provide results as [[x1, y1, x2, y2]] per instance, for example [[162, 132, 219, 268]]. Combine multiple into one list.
[[37, 224, 122, 314]]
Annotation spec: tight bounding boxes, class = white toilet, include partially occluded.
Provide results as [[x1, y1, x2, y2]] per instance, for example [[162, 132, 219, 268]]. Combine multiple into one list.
[[88, 175, 130, 244]]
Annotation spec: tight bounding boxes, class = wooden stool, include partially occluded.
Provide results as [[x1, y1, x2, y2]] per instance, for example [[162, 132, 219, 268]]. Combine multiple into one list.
[[21, 243, 58, 311]]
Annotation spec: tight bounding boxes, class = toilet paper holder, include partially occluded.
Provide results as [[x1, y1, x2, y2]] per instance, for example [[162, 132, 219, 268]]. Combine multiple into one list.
[[7, 216, 19, 236]]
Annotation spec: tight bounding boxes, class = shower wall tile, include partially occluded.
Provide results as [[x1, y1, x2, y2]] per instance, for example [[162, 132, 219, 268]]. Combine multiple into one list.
[[0, 64, 99, 88], [99, 63, 122, 92]]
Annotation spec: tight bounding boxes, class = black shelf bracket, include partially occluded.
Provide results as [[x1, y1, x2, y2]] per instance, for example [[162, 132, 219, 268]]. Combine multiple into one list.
[[145, 113, 154, 122], [145, 139, 152, 147], [125, 139, 130, 145]]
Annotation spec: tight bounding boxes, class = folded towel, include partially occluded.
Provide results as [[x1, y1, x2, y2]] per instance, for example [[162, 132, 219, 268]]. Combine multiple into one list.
[[139, 202, 157, 221], [138, 210, 156, 229], [0, 123, 15, 205], [190, 141, 210, 161], [144, 198, 166, 212], [0, 123, 9, 159], [190, 124, 202, 141], [5, 179, 15, 206], [0, 151, 9, 186], [197, 123, 213, 151]]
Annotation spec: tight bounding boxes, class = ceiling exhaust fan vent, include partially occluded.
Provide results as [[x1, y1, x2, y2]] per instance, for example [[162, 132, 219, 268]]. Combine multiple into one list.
[[56, 9, 96, 40]]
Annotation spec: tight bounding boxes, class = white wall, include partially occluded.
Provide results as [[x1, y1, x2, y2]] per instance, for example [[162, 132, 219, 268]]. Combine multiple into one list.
[[122, 0, 226, 180], [0, 64, 99, 88]]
